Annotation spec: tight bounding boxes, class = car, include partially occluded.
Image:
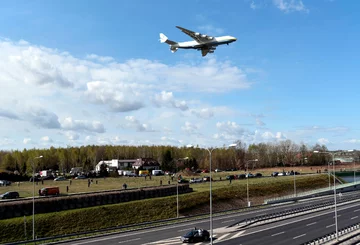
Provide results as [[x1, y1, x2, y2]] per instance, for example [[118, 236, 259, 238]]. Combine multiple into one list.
[[180, 228, 210, 243], [189, 178, 203, 183], [271, 172, 279, 177], [237, 174, 246, 179], [0, 191, 19, 199], [255, 173, 262, 177], [75, 175, 87, 179], [178, 179, 189, 183], [54, 176, 67, 181], [226, 175, 235, 180], [0, 180, 11, 186]]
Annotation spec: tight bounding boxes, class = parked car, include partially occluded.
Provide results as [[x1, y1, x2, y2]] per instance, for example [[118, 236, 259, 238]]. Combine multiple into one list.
[[246, 173, 254, 178], [178, 179, 189, 183], [75, 175, 87, 179], [189, 178, 203, 183], [202, 176, 213, 182], [255, 173, 263, 177], [39, 187, 59, 196], [0, 191, 19, 199], [0, 180, 11, 186], [271, 172, 279, 177], [226, 175, 235, 180], [180, 228, 210, 243], [237, 174, 246, 179], [54, 176, 67, 181]]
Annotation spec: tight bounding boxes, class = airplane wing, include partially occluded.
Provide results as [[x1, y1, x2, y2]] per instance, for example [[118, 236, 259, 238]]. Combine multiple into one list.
[[176, 26, 214, 43]]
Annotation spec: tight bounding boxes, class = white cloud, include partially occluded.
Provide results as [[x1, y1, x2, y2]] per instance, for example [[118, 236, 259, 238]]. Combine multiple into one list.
[[26, 107, 61, 129], [0, 37, 263, 150], [181, 121, 200, 135], [191, 108, 214, 119], [85, 81, 144, 112], [121, 116, 155, 132], [216, 121, 247, 136], [65, 131, 80, 141], [250, 1, 259, 9], [0, 109, 20, 120], [273, 0, 309, 13], [318, 138, 329, 144], [85, 54, 114, 63], [61, 117, 105, 133], [343, 139, 360, 144], [23, 138, 31, 144], [40, 136, 53, 143], [256, 118, 266, 126], [198, 25, 224, 35], [153, 91, 188, 111]]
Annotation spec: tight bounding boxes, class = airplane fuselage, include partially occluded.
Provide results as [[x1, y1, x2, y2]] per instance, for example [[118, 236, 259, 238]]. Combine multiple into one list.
[[175, 36, 237, 49]]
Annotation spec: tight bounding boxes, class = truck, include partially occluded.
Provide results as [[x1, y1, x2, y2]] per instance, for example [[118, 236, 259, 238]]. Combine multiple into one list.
[[39, 170, 52, 177]]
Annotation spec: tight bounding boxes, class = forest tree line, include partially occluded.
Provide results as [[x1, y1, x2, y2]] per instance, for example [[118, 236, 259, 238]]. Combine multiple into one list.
[[0, 139, 359, 176]]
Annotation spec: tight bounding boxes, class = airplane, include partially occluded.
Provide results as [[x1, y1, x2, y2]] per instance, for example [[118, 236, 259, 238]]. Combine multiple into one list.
[[159, 26, 237, 57]]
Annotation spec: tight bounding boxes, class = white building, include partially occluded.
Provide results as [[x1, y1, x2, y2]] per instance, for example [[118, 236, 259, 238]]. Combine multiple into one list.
[[95, 159, 136, 172]]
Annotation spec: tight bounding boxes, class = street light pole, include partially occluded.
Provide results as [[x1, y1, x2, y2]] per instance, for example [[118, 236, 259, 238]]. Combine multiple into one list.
[[186, 145, 215, 244], [32, 155, 43, 241], [314, 151, 338, 241], [246, 159, 258, 207], [332, 152, 338, 242], [206, 148, 214, 245]]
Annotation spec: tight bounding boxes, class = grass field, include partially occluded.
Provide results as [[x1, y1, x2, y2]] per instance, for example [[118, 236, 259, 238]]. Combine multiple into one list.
[[0, 166, 322, 197], [0, 164, 350, 198]]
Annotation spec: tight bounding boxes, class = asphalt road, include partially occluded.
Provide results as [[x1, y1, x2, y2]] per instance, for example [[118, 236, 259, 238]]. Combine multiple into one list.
[[56, 192, 360, 245]]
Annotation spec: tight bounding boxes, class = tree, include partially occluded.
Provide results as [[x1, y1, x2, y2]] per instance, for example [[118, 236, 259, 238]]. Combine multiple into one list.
[[161, 149, 174, 171], [99, 163, 109, 177]]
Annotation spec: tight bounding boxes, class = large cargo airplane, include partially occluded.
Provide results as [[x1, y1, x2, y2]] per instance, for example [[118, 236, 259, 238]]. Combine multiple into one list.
[[159, 26, 237, 57]]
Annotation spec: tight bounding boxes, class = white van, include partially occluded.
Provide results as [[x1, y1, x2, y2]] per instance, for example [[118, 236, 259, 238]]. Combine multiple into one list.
[[152, 170, 164, 176]]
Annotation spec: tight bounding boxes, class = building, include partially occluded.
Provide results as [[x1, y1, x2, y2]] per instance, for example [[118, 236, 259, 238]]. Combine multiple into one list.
[[132, 158, 160, 170], [95, 159, 136, 172]]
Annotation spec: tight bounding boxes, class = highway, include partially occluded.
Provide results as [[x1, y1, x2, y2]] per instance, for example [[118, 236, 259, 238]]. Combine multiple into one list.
[[55, 192, 360, 245]]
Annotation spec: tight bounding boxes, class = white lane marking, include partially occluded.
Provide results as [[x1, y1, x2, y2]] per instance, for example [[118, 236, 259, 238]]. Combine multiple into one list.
[[118, 238, 140, 244], [293, 234, 306, 239], [221, 219, 235, 223], [177, 228, 191, 232], [326, 224, 335, 228], [216, 234, 231, 240], [230, 202, 360, 240], [306, 222, 317, 226], [271, 231, 285, 237], [354, 209, 360, 212], [351, 216, 359, 220], [230, 231, 246, 239], [143, 237, 180, 244]]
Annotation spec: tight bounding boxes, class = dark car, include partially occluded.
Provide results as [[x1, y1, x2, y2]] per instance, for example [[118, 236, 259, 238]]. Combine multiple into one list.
[[271, 172, 279, 177], [255, 173, 263, 177], [226, 175, 235, 180], [0, 191, 19, 199], [180, 229, 210, 243]]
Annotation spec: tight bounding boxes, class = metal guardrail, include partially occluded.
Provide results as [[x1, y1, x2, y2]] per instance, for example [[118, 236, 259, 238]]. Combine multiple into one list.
[[264, 176, 359, 204], [304, 222, 360, 245], [231, 193, 360, 229]]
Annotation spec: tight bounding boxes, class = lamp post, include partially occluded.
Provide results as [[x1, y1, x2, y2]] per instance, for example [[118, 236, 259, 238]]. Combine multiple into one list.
[[176, 157, 189, 218], [186, 145, 215, 245], [314, 151, 338, 241], [32, 155, 43, 241], [246, 159, 258, 207]]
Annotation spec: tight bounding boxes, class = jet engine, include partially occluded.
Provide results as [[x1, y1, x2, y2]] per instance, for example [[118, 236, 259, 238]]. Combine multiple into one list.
[[170, 47, 178, 53]]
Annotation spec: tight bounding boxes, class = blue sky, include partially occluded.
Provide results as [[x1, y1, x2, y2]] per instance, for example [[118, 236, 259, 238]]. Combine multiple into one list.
[[0, 0, 359, 151]]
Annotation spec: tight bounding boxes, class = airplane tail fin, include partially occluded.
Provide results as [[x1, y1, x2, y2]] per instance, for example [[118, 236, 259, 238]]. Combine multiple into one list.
[[159, 33, 177, 45]]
